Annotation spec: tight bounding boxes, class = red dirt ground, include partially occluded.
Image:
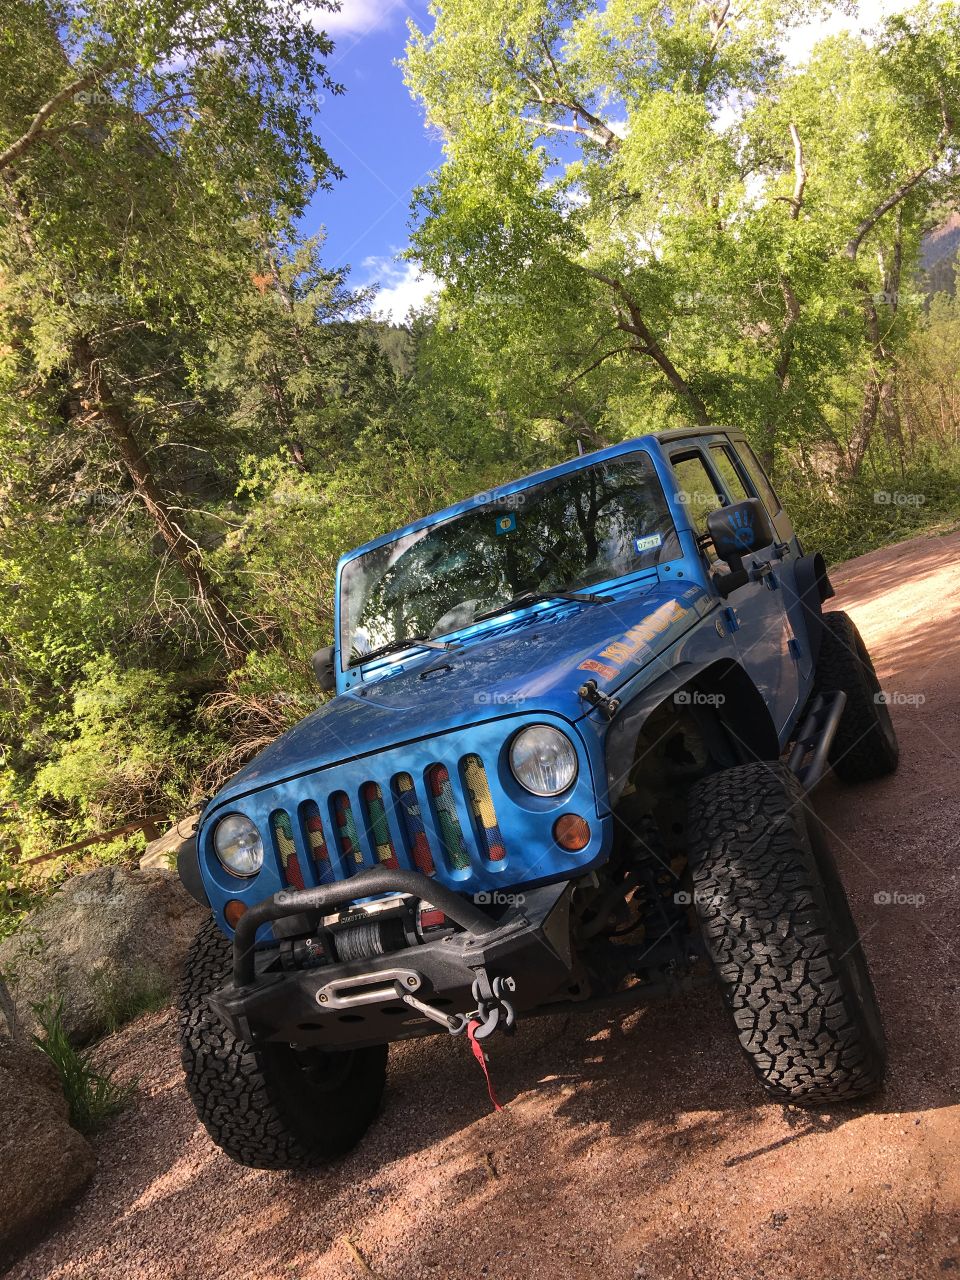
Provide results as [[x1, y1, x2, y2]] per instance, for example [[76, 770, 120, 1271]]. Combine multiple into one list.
[[12, 529, 960, 1280]]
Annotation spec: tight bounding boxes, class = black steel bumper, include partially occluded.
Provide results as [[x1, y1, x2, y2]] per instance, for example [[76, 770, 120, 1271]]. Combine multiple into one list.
[[209, 869, 577, 1051]]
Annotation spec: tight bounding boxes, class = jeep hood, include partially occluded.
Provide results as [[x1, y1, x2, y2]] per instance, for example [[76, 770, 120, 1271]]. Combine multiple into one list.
[[209, 580, 709, 811]]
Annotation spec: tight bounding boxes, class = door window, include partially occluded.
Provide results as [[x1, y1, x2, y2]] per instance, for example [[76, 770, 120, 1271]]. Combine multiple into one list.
[[669, 452, 722, 534]]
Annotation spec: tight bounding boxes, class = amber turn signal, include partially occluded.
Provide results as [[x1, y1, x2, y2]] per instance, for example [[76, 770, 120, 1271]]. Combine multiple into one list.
[[553, 814, 590, 852], [224, 899, 248, 928]]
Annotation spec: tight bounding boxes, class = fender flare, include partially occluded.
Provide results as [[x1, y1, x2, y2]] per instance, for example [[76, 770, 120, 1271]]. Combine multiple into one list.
[[604, 658, 780, 807], [784, 551, 834, 668], [177, 835, 210, 907]]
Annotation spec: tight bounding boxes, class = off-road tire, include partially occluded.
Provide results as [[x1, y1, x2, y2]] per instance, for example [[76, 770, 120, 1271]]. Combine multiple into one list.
[[814, 609, 899, 783], [687, 762, 886, 1103], [179, 917, 387, 1168]]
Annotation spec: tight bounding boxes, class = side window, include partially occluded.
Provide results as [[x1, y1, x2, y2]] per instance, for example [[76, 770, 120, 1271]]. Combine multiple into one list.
[[669, 452, 722, 534], [709, 445, 750, 503], [733, 440, 782, 516]]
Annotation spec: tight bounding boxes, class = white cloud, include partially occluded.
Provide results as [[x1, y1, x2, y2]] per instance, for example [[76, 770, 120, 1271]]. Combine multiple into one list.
[[362, 256, 439, 323], [307, 0, 410, 38], [782, 0, 916, 65]]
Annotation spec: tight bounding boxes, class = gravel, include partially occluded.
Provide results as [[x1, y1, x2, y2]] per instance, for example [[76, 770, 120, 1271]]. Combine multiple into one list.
[[10, 529, 960, 1280]]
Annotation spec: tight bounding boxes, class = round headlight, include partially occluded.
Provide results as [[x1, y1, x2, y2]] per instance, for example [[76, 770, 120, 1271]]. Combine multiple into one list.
[[509, 725, 578, 796], [213, 814, 263, 877]]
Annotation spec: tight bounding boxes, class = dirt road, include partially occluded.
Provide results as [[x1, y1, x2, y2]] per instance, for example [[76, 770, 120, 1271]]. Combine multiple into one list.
[[13, 530, 960, 1280]]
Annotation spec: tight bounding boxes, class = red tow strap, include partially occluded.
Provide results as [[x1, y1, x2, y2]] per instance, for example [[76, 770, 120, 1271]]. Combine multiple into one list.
[[467, 1020, 503, 1112]]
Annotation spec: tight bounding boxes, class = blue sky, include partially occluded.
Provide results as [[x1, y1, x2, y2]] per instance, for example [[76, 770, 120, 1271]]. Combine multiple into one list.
[[301, 0, 441, 321]]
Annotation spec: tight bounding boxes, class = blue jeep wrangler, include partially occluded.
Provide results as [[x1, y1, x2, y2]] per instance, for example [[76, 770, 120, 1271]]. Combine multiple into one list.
[[177, 428, 898, 1168]]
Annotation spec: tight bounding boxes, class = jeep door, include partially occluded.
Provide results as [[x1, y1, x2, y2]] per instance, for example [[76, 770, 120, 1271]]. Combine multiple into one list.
[[665, 438, 801, 741]]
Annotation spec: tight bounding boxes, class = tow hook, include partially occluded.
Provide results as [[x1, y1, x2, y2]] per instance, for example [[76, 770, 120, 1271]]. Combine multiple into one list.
[[456, 972, 517, 1040], [393, 971, 517, 1040]]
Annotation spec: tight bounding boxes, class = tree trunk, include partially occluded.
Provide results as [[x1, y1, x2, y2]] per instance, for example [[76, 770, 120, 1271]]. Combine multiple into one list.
[[72, 338, 250, 666]]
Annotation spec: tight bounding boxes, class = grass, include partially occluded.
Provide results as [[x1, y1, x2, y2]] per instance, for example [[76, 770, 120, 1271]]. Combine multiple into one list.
[[784, 454, 960, 564], [92, 965, 173, 1035], [32, 999, 136, 1135]]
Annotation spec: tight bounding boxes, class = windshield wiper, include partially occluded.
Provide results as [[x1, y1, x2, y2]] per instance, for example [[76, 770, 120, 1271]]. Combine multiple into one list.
[[352, 634, 449, 667], [354, 591, 610, 669], [473, 589, 612, 624]]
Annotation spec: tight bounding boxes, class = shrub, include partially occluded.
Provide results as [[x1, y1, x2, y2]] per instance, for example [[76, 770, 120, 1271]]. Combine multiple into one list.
[[33, 656, 221, 829], [32, 999, 136, 1135], [0, 847, 42, 942]]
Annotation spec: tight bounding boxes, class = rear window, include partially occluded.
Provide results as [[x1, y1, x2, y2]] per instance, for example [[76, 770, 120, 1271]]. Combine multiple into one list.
[[733, 440, 782, 515], [709, 445, 750, 503]]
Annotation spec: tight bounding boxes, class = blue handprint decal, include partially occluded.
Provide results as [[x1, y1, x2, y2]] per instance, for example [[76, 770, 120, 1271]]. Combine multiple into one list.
[[727, 506, 755, 551]]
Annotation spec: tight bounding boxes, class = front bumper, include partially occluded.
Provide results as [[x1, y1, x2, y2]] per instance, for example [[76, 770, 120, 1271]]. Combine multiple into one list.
[[208, 868, 577, 1050]]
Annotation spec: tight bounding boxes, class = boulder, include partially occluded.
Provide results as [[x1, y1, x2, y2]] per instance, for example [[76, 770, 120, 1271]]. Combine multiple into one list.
[[0, 978, 96, 1266], [139, 813, 199, 872], [0, 863, 207, 1043]]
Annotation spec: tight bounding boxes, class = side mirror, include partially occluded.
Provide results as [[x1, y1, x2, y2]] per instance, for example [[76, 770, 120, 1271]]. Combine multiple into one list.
[[706, 498, 775, 566], [311, 645, 336, 693]]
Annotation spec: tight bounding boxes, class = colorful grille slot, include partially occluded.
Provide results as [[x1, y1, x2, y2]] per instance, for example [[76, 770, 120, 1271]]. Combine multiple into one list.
[[392, 773, 435, 876], [462, 755, 506, 862], [332, 791, 364, 866], [271, 810, 305, 890], [361, 782, 399, 868], [301, 801, 334, 884], [426, 764, 470, 872]]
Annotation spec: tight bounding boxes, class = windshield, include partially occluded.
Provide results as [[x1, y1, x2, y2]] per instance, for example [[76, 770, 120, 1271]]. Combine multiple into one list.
[[339, 451, 679, 668]]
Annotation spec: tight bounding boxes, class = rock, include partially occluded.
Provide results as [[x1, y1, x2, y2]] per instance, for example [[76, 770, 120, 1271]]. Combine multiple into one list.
[[0, 864, 207, 1044], [0, 977, 96, 1267], [139, 813, 199, 872]]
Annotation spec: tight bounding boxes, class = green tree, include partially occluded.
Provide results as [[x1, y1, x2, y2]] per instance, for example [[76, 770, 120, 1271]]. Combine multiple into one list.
[[404, 0, 960, 472], [0, 0, 343, 662]]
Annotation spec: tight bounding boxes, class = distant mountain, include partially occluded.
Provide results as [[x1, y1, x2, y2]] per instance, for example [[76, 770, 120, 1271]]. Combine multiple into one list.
[[922, 212, 960, 297]]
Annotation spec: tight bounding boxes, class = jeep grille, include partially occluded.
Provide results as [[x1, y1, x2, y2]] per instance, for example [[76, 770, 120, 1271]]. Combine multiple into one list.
[[268, 754, 505, 887]]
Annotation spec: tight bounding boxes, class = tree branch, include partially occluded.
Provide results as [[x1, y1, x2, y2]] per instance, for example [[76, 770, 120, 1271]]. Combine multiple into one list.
[[695, 1, 732, 93], [844, 97, 953, 261], [531, 33, 621, 152], [564, 343, 642, 388], [787, 122, 806, 220], [526, 117, 619, 149], [0, 65, 117, 173], [583, 268, 710, 423]]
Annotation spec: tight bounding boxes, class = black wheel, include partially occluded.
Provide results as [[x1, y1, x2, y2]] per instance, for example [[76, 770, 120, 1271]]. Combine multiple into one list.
[[178, 918, 387, 1168], [687, 762, 886, 1103], [814, 610, 899, 783]]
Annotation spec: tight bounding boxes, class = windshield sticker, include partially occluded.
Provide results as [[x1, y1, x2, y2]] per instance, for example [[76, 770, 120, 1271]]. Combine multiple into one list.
[[578, 658, 621, 680], [633, 533, 662, 554], [495, 512, 517, 535]]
